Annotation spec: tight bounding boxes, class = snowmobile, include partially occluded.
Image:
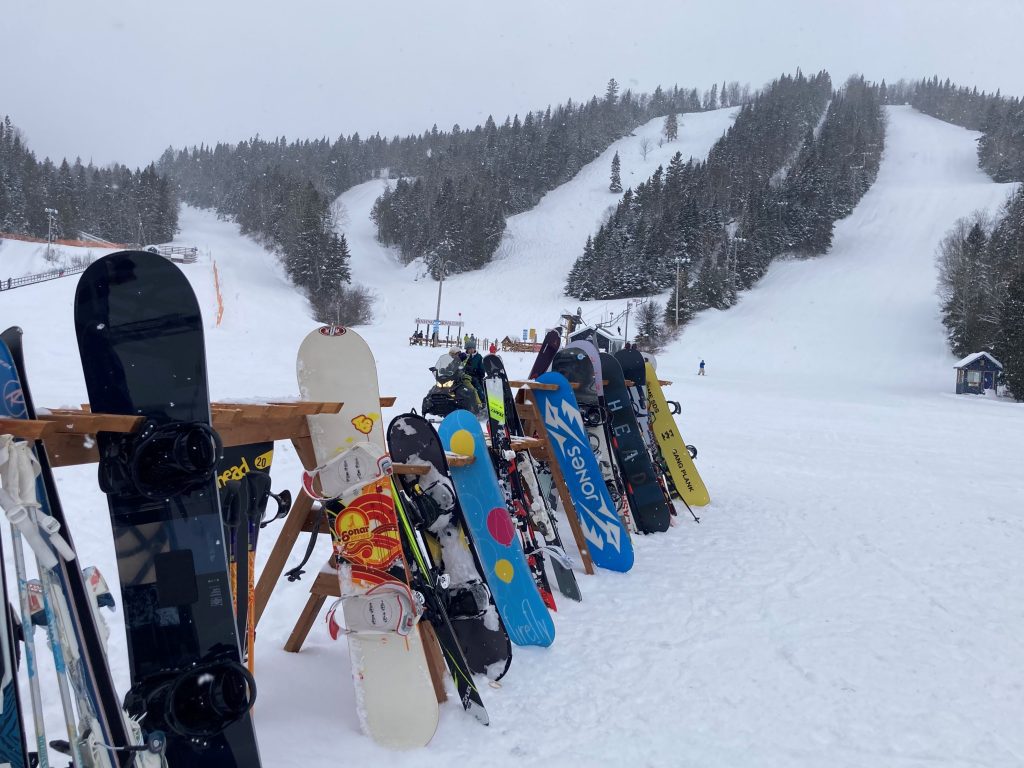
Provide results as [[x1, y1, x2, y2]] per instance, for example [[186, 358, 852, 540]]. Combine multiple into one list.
[[422, 351, 484, 418]]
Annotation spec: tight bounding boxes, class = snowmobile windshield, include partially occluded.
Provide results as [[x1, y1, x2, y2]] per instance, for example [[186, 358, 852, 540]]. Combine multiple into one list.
[[435, 353, 465, 380]]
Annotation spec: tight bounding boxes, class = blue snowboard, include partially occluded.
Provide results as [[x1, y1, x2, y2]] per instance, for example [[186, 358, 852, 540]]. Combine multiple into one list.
[[437, 411, 555, 648], [534, 372, 634, 573]]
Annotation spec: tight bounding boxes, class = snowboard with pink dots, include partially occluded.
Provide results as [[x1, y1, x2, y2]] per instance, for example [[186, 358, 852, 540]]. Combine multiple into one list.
[[438, 410, 555, 647]]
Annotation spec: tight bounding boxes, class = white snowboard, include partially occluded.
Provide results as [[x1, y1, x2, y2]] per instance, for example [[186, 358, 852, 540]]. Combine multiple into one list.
[[297, 325, 438, 750]]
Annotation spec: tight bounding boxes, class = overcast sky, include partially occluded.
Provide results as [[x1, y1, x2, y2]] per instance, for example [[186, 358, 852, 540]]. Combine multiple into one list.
[[2, 0, 1022, 168]]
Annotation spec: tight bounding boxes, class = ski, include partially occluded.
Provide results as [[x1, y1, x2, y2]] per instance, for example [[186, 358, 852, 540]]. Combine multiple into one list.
[[483, 354, 582, 602], [483, 376, 557, 611], [2, 326, 159, 768]]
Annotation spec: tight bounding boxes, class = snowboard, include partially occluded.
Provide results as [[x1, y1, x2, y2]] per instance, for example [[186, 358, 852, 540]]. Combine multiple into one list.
[[554, 343, 636, 533], [645, 363, 710, 506], [0, 564, 26, 768], [386, 413, 512, 680], [616, 349, 677, 506], [217, 442, 288, 674], [527, 330, 561, 379], [296, 325, 438, 749], [0, 346, 30, 768], [437, 411, 555, 647], [600, 353, 672, 534], [0, 346, 28, 768], [74, 252, 260, 766], [483, 354, 581, 602], [532, 372, 634, 572]]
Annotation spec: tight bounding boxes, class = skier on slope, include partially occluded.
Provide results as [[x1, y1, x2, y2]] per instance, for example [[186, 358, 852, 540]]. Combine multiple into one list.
[[464, 340, 486, 404], [698, 359, 706, 376]]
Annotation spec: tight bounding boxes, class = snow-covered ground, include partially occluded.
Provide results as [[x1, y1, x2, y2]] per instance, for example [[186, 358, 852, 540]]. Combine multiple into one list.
[[1, 105, 1022, 767]]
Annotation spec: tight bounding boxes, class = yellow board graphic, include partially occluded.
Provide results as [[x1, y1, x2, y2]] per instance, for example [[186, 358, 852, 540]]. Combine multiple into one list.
[[645, 363, 710, 506]]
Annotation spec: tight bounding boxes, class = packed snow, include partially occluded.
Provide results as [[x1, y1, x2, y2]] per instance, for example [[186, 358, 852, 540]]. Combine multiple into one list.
[[1, 105, 1022, 767]]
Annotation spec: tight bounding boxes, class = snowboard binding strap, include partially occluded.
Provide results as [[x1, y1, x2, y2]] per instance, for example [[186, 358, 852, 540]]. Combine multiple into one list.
[[326, 582, 424, 639], [125, 656, 257, 741], [301, 443, 393, 502], [99, 420, 223, 500]]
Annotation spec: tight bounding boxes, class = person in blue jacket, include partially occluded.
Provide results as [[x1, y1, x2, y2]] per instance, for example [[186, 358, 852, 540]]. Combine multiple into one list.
[[698, 359, 705, 376]]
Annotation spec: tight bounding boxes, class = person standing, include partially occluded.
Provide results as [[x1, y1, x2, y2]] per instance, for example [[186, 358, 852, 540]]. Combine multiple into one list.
[[464, 341, 486, 404], [698, 359, 706, 376]]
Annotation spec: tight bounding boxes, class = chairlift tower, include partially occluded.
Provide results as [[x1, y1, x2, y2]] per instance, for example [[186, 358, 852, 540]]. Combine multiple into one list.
[[44, 207, 58, 260]]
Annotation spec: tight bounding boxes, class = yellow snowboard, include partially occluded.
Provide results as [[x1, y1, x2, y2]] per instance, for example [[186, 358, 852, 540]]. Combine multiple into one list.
[[645, 362, 710, 506]]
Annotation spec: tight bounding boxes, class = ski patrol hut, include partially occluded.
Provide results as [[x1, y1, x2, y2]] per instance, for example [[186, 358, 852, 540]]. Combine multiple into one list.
[[954, 351, 1002, 394], [569, 325, 625, 354]]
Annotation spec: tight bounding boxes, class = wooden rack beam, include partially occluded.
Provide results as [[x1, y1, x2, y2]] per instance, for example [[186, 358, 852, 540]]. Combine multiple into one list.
[[0, 417, 57, 440], [508, 380, 559, 391]]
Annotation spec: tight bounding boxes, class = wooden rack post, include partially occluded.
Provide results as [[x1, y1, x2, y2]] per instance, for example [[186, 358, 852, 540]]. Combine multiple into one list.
[[510, 382, 595, 575]]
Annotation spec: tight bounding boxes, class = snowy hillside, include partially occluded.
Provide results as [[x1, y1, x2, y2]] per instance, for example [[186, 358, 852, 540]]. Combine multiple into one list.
[[1, 105, 1023, 767]]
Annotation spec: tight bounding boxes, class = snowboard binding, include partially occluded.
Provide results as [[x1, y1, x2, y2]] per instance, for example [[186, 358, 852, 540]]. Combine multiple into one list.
[[326, 582, 424, 638], [99, 420, 223, 500], [581, 404, 606, 428], [445, 581, 492, 620], [404, 485, 444, 530], [301, 442, 393, 502], [125, 654, 257, 742]]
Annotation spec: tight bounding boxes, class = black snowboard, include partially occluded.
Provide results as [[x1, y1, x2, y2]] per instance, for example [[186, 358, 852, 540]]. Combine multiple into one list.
[[615, 349, 679, 501], [217, 442, 285, 659], [2, 327, 139, 767], [600, 353, 672, 533], [74, 252, 260, 766], [386, 413, 513, 680], [528, 330, 561, 379]]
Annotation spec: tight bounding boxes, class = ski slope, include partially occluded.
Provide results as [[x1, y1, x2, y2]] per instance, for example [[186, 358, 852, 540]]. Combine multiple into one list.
[[1, 105, 1022, 767]]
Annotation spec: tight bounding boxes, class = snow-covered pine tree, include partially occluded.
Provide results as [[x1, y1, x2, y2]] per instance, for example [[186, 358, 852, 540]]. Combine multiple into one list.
[[997, 270, 1024, 400], [663, 113, 678, 142], [633, 301, 665, 351], [609, 151, 623, 193]]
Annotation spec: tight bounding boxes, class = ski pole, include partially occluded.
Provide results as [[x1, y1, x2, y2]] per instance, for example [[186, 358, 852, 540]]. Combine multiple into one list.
[[0, 439, 85, 767]]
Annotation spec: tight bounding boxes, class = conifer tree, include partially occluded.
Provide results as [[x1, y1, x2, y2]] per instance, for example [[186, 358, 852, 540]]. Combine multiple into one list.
[[997, 270, 1024, 400], [634, 301, 664, 351], [609, 151, 623, 193], [663, 113, 678, 142]]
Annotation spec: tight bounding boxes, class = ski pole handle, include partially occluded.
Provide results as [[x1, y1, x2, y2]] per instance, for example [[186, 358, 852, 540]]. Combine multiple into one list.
[[0, 488, 59, 569]]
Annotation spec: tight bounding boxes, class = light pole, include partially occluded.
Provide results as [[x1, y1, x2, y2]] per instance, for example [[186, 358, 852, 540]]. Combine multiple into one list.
[[624, 300, 633, 344], [674, 255, 682, 326], [44, 208, 58, 261], [432, 252, 449, 344]]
